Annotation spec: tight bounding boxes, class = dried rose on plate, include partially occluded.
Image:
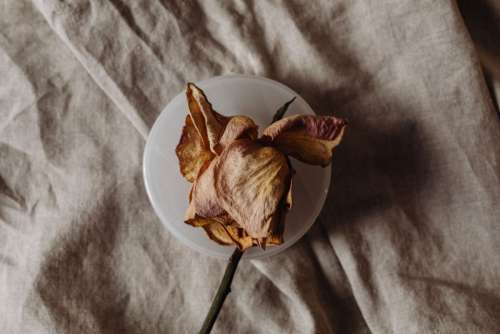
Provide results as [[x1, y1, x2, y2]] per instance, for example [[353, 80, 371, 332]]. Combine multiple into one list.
[[175, 83, 346, 250]]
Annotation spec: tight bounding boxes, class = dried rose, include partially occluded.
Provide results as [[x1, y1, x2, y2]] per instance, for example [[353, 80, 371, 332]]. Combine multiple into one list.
[[175, 83, 346, 250]]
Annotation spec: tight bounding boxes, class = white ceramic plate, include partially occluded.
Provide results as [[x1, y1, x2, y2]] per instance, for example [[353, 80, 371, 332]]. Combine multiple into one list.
[[143, 75, 330, 259]]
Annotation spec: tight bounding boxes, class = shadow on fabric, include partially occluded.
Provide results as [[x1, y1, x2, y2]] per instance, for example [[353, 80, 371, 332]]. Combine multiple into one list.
[[457, 0, 500, 116]]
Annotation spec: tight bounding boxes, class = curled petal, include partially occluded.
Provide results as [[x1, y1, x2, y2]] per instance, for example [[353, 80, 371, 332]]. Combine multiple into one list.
[[286, 178, 293, 209], [263, 170, 292, 247], [184, 200, 216, 227], [186, 216, 215, 227], [186, 83, 228, 154], [267, 206, 287, 246], [176, 85, 257, 182], [267, 234, 284, 246], [203, 222, 254, 250], [175, 115, 214, 182], [186, 177, 233, 227], [224, 223, 254, 250], [218, 116, 258, 151], [214, 140, 290, 239], [261, 115, 347, 166], [203, 222, 234, 245], [192, 159, 225, 218]]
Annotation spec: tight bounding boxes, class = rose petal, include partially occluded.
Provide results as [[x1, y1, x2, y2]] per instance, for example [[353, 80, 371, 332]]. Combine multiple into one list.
[[218, 116, 258, 151], [261, 115, 347, 166], [186, 216, 214, 227], [176, 85, 258, 182], [262, 173, 292, 247], [186, 177, 235, 228], [186, 202, 235, 229], [267, 204, 287, 245], [202, 222, 254, 250], [286, 178, 293, 209], [186, 83, 228, 154], [192, 159, 225, 218], [224, 223, 254, 250], [175, 115, 214, 182], [184, 200, 215, 227], [214, 139, 290, 238], [203, 222, 234, 245]]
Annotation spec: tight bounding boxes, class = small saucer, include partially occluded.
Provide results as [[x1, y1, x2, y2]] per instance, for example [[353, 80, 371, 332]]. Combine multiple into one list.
[[143, 75, 331, 259]]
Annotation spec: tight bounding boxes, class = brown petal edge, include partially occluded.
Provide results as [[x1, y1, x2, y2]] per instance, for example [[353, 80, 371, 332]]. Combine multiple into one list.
[[261, 114, 347, 167]]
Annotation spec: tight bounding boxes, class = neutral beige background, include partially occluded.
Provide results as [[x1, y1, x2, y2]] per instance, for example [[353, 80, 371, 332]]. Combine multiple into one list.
[[1, 1, 499, 333]]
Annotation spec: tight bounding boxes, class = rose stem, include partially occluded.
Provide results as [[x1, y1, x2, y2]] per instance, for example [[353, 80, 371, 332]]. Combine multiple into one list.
[[198, 247, 244, 334]]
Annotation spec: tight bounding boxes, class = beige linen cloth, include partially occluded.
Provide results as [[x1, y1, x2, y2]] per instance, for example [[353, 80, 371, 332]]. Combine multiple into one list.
[[1, 0, 499, 333]]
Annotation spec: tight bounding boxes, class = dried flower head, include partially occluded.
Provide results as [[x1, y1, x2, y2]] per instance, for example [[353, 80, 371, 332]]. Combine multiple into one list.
[[176, 83, 346, 250]]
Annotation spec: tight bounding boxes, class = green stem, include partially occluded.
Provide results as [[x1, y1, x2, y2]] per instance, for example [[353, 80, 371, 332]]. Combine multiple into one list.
[[198, 248, 244, 334]]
